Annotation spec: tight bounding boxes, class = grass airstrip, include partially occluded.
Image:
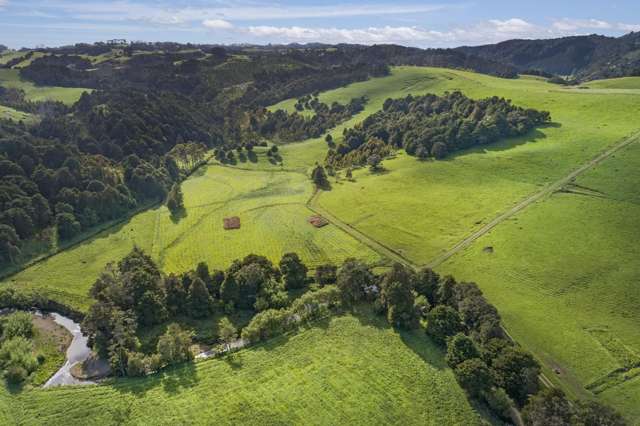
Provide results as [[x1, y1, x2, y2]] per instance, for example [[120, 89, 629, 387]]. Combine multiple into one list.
[[1, 66, 640, 421]]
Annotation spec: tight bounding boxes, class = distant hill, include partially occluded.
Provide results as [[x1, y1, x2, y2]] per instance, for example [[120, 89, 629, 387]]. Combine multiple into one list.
[[456, 32, 640, 81]]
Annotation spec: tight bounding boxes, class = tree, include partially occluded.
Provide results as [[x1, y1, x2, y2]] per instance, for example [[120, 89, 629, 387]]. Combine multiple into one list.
[[454, 358, 493, 397], [436, 275, 458, 307], [164, 273, 187, 315], [166, 183, 184, 214], [315, 264, 337, 286], [56, 212, 81, 240], [345, 168, 353, 180], [107, 310, 140, 376], [311, 164, 329, 188], [0, 337, 38, 384], [367, 154, 382, 171], [187, 277, 214, 318], [431, 142, 448, 159], [379, 263, 418, 329], [0, 224, 20, 264], [336, 258, 374, 305], [415, 267, 440, 304], [425, 305, 462, 345], [218, 318, 237, 352], [445, 333, 479, 368], [573, 400, 625, 426], [279, 252, 308, 290], [325, 134, 333, 145], [2, 311, 34, 340], [522, 388, 573, 426], [415, 146, 429, 160], [492, 345, 540, 405], [157, 323, 194, 366]]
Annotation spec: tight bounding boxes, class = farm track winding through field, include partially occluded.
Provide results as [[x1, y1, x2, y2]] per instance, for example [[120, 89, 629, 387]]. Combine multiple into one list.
[[424, 130, 640, 268]]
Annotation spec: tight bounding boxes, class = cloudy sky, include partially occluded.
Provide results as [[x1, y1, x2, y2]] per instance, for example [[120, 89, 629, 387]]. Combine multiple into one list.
[[0, 0, 639, 49]]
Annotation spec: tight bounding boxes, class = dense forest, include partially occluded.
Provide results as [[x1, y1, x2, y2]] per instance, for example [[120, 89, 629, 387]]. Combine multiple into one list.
[[457, 32, 640, 81], [326, 91, 550, 168]]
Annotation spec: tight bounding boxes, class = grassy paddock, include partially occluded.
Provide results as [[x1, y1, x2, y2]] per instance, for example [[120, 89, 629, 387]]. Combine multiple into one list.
[[6, 312, 489, 426], [0, 69, 90, 105], [2, 164, 381, 312]]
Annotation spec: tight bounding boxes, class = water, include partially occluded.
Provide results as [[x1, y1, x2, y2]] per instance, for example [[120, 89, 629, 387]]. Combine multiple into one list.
[[40, 312, 95, 388]]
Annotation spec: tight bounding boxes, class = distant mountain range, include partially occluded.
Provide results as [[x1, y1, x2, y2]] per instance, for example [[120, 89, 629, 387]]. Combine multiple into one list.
[[456, 32, 640, 81]]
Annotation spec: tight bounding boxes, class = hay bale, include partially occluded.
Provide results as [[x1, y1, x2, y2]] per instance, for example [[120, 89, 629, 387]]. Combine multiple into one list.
[[223, 216, 241, 230], [308, 215, 328, 228]]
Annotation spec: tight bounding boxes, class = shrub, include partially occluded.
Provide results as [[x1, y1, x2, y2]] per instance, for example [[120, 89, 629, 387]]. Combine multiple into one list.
[[2, 311, 34, 340], [425, 305, 463, 345]]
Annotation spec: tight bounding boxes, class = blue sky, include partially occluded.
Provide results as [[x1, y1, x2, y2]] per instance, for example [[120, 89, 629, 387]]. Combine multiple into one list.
[[1, 0, 639, 48]]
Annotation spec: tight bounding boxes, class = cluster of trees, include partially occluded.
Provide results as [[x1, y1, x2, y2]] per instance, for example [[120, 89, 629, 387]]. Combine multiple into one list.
[[252, 96, 367, 143], [0, 120, 138, 262], [81, 248, 311, 376], [326, 91, 550, 168], [0, 311, 39, 384]]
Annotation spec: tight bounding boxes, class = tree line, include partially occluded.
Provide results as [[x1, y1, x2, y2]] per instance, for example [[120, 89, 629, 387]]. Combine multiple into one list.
[[326, 91, 550, 168], [76, 247, 624, 425]]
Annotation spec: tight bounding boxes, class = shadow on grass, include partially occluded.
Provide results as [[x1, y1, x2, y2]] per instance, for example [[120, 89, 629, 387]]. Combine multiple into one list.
[[113, 361, 199, 397]]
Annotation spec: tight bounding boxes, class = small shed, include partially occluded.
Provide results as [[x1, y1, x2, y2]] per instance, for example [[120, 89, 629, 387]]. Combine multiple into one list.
[[223, 216, 241, 230], [308, 215, 329, 228]]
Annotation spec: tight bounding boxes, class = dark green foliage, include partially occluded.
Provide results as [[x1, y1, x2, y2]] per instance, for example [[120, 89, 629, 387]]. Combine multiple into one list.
[[166, 183, 184, 214], [256, 96, 367, 142], [336, 258, 374, 305], [454, 358, 493, 398], [55, 212, 81, 240], [315, 264, 337, 286], [425, 305, 463, 345], [311, 164, 329, 188], [279, 252, 308, 290], [378, 263, 418, 328], [327, 91, 550, 168], [187, 277, 214, 319], [415, 267, 440, 304], [573, 400, 626, 426], [445, 333, 480, 368], [522, 388, 573, 426], [491, 345, 540, 405]]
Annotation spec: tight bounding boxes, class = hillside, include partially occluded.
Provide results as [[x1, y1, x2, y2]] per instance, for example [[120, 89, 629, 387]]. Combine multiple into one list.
[[457, 32, 640, 80]]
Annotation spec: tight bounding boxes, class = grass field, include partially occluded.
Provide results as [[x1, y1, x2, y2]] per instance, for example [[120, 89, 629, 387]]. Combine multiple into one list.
[[441, 137, 640, 420], [2, 164, 381, 311], [0, 69, 90, 105], [580, 76, 640, 90], [2, 311, 489, 426], [2, 65, 640, 420]]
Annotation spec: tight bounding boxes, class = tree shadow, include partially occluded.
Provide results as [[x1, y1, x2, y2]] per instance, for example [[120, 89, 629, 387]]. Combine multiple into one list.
[[160, 362, 199, 395]]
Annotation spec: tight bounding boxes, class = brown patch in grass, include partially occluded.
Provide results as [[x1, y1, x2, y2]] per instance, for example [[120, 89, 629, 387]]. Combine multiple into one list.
[[223, 216, 241, 230], [308, 215, 329, 228]]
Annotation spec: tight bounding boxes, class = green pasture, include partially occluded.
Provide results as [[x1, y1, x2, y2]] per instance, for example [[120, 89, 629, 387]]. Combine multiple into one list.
[[441, 136, 640, 420], [4, 311, 488, 425], [0, 69, 90, 105], [2, 164, 381, 312]]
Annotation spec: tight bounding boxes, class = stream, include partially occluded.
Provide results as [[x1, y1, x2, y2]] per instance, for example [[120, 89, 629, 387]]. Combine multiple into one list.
[[40, 312, 95, 388]]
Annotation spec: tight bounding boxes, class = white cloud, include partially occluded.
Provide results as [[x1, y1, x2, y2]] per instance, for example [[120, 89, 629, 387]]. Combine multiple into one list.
[[552, 18, 612, 31], [203, 19, 234, 30], [242, 19, 553, 46], [0, 0, 9, 8], [487, 18, 537, 33], [617, 23, 640, 32]]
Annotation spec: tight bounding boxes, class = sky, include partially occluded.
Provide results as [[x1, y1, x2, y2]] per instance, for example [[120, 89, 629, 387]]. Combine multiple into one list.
[[0, 0, 639, 49]]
